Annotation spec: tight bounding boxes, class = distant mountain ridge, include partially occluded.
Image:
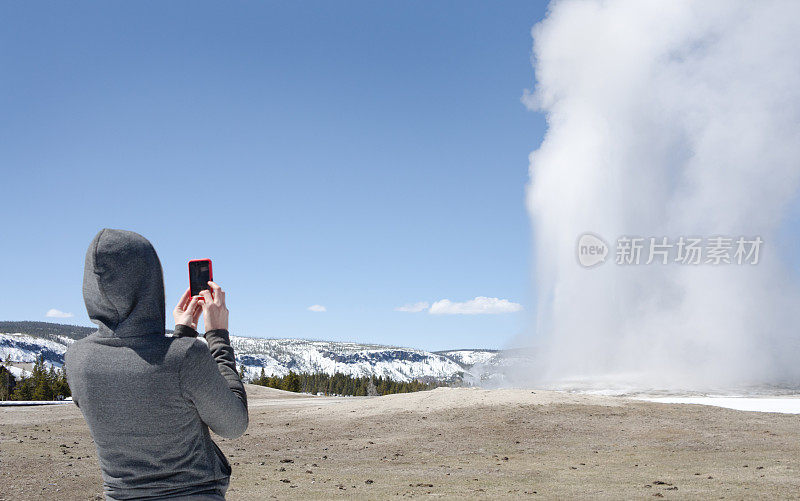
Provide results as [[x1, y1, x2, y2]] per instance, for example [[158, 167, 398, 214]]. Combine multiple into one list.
[[0, 321, 96, 342], [0, 321, 502, 383]]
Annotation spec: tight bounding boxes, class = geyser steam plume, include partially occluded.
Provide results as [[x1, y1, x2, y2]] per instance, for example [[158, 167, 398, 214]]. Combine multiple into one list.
[[525, 0, 800, 390]]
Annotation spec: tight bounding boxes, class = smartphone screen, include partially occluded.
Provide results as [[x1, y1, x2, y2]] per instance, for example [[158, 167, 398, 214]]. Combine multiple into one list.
[[189, 259, 213, 297]]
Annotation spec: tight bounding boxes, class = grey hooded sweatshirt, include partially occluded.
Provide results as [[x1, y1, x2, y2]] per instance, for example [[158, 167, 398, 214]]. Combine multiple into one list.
[[65, 229, 248, 500]]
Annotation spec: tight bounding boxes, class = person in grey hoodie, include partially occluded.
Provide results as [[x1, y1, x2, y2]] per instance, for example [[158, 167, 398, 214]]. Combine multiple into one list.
[[65, 229, 248, 500]]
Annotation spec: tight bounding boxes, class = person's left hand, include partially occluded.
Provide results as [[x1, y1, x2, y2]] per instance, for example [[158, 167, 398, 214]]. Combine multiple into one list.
[[198, 281, 229, 331], [173, 288, 202, 330]]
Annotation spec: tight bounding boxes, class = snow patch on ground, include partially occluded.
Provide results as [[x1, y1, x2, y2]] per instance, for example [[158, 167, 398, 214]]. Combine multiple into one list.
[[640, 396, 800, 414]]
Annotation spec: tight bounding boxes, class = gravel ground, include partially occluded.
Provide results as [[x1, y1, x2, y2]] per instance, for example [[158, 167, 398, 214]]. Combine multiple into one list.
[[2, 385, 800, 500]]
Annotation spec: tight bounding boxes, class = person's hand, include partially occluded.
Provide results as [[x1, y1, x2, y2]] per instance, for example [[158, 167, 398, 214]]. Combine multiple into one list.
[[173, 288, 202, 330], [199, 281, 229, 331]]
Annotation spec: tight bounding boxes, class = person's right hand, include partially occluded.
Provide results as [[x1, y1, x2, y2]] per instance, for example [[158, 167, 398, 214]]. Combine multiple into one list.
[[199, 281, 229, 331], [173, 288, 202, 330]]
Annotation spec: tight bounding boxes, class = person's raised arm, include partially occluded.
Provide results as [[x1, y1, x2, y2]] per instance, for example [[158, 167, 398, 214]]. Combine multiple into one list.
[[175, 283, 248, 438]]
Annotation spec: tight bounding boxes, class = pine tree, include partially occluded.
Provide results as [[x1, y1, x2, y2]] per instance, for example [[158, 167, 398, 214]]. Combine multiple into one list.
[[282, 371, 301, 393], [56, 366, 71, 399], [367, 377, 378, 396], [12, 371, 32, 400], [8, 356, 72, 401], [248, 369, 439, 396], [0, 366, 16, 400], [30, 355, 51, 401]]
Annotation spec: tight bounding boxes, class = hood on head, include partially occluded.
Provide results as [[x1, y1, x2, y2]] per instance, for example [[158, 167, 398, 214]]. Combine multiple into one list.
[[83, 229, 166, 337]]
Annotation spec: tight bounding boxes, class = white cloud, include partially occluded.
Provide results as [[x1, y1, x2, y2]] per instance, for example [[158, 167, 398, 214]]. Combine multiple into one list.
[[428, 297, 523, 315], [394, 302, 430, 313], [307, 304, 327, 312], [46, 309, 74, 319]]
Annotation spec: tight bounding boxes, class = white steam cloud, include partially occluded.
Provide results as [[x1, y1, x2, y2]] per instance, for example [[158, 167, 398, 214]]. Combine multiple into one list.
[[524, 0, 800, 390]]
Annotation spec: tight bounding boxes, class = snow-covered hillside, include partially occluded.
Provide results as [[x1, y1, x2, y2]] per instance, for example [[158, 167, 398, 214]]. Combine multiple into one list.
[[0, 333, 71, 367], [0, 326, 490, 383], [436, 349, 500, 367], [459, 348, 539, 386], [0, 323, 522, 384], [231, 336, 465, 382]]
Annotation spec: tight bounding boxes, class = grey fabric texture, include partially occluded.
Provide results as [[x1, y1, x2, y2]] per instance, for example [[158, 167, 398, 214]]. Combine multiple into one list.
[[65, 229, 248, 500]]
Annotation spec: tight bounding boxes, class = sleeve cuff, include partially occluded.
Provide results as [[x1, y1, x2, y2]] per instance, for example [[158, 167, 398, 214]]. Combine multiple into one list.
[[203, 329, 230, 342], [173, 324, 199, 338]]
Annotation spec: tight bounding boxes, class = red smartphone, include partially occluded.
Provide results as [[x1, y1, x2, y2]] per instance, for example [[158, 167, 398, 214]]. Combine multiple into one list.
[[188, 259, 213, 297]]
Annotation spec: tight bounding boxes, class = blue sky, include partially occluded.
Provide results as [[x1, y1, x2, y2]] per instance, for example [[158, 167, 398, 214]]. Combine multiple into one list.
[[1, 1, 549, 351]]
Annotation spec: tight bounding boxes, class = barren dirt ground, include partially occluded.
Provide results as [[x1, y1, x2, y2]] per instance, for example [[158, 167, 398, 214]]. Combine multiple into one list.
[[2, 385, 800, 500]]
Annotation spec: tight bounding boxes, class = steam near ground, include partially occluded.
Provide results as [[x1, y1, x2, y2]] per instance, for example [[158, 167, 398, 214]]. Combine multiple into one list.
[[515, 0, 800, 391]]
